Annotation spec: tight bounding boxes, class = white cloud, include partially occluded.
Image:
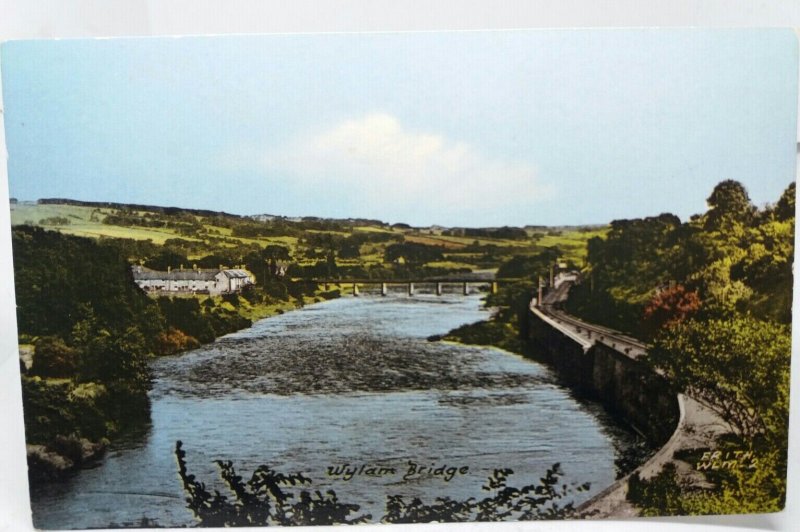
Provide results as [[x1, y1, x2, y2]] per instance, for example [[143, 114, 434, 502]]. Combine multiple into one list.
[[263, 113, 554, 225]]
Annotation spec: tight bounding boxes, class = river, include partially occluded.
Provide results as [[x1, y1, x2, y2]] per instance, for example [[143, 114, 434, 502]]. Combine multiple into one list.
[[29, 292, 644, 528]]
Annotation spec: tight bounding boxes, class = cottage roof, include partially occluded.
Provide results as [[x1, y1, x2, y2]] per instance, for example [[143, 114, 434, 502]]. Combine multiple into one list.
[[131, 266, 218, 281], [221, 269, 252, 279]]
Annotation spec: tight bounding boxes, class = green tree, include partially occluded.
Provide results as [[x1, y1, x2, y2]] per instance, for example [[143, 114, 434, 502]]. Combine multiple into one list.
[[773, 181, 795, 222], [30, 337, 80, 378], [703, 180, 755, 231], [648, 317, 790, 441], [384, 243, 444, 265], [144, 249, 190, 271]]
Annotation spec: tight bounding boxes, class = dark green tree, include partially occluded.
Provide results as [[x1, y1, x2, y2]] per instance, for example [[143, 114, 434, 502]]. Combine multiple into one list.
[[773, 181, 795, 222], [703, 179, 755, 230]]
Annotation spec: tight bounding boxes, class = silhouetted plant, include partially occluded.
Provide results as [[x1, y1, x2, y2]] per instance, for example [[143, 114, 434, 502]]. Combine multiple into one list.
[[175, 441, 371, 526], [176, 442, 589, 526]]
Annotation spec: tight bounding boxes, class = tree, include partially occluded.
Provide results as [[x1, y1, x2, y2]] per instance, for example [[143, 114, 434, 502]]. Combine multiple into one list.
[[641, 284, 701, 339], [648, 317, 790, 441], [773, 181, 795, 222], [704, 180, 755, 230], [144, 249, 190, 271], [384, 243, 444, 265], [264, 245, 292, 277], [30, 337, 80, 378], [338, 240, 361, 259]]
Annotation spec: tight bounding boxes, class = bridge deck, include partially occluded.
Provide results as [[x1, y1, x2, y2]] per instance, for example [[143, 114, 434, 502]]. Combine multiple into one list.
[[300, 277, 526, 284]]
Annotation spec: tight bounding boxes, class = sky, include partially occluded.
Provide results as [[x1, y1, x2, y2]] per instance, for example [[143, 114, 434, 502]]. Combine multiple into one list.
[[1, 29, 797, 227]]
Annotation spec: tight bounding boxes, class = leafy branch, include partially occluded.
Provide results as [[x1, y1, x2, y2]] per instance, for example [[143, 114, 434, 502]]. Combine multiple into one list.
[[176, 442, 590, 526]]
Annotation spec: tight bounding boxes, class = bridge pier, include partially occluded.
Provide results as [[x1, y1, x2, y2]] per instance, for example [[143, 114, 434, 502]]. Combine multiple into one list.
[[352, 283, 359, 296], [436, 282, 443, 296], [381, 282, 388, 296], [408, 282, 415, 296], [324, 282, 329, 291], [463, 282, 469, 295]]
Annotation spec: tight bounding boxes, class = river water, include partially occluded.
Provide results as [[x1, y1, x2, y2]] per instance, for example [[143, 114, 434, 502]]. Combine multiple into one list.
[[30, 293, 643, 528]]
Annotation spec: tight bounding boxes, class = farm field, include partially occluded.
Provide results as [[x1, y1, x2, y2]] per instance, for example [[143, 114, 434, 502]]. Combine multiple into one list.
[[9, 200, 604, 277]]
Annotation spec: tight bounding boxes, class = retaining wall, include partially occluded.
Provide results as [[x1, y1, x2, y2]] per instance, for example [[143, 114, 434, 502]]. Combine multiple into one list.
[[526, 307, 679, 446]]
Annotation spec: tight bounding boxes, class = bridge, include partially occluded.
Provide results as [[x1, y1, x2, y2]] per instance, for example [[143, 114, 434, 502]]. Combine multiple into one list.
[[299, 272, 526, 296]]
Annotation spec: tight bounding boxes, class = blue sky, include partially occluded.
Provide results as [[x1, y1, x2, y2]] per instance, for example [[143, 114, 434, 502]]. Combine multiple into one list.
[[1, 29, 797, 226]]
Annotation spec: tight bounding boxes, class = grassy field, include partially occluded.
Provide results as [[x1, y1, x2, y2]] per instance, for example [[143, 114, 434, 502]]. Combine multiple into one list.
[[11, 203, 197, 244], [10, 201, 606, 271], [11, 203, 300, 252], [533, 227, 608, 265]]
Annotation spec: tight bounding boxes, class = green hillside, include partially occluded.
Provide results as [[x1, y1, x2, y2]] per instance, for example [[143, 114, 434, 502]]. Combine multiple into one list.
[[10, 200, 602, 276]]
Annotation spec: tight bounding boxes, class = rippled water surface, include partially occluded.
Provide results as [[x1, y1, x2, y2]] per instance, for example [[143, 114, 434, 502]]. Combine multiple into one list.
[[31, 294, 640, 528]]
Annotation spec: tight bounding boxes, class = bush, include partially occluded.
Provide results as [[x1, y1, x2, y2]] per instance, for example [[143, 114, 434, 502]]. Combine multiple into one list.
[[31, 337, 79, 378], [155, 327, 201, 356]]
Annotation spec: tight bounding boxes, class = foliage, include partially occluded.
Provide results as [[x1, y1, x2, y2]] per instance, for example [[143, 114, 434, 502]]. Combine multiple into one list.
[[176, 442, 589, 525], [773, 181, 795, 221], [39, 216, 71, 225], [627, 463, 686, 516], [704, 179, 756, 231], [495, 248, 560, 279], [144, 249, 190, 271], [385, 242, 445, 265], [567, 180, 795, 335], [155, 327, 201, 356], [12, 226, 163, 341], [175, 441, 370, 527], [648, 317, 790, 442], [383, 465, 590, 523], [443, 320, 523, 353], [641, 284, 701, 339], [442, 226, 529, 240], [30, 337, 80, 378], [12, 227, 167, 470], [157, 297, 217, 343], [628, 449, 786, 516]]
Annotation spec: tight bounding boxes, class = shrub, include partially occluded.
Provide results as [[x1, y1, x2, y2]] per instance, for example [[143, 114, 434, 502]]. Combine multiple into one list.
[[155, 327, 201, 356], [31, 337, 79, 378]]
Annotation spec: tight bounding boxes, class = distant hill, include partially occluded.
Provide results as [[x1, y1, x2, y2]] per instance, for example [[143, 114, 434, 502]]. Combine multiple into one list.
[[38, 198, 243, 219]]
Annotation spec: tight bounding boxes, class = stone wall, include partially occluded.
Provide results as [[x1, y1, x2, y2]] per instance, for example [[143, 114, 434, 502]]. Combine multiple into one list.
[[526, 308, 679, 446]]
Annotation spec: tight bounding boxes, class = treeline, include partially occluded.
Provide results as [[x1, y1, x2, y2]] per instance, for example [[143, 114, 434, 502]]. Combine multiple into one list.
[[38, 198, 242, 219], [13, 226, 257, 479], [561, 180, 794, 515], [102, 210, 204, 237], [442, 226, 529, 240], [566, 180, 794, 336]]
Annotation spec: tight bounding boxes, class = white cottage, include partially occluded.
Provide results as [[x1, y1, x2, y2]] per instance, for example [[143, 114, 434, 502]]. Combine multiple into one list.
[[214, 269, 253, 293], [131, 265, 254, 295]]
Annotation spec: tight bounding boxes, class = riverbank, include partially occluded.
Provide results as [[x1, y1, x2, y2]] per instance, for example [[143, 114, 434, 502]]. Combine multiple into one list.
[[22, 288, 340, 482]]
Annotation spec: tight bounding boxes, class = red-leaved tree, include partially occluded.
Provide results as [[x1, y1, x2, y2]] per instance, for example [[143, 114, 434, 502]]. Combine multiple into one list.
[[642, 284, 701, 339]]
